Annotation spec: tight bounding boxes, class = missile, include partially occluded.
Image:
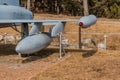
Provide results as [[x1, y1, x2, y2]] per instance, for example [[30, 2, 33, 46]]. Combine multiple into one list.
[[15, 22, 64, 55], [78, 15, 97, 28], [15, 15, 97, 56], [16, 33, 51, 54]]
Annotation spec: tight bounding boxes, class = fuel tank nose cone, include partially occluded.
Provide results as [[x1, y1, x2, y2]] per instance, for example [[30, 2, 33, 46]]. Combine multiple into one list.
[[15, 44, 22, 53]]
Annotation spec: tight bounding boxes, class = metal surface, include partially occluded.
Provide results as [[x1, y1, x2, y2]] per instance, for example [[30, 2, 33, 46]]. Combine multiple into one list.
[[21, 23, 29, 39], [79, 26, 82, 49], [0, 20, 78, 23], [78, 15, 97, 28], [16, 33, 51, 54], [0, 0, 97, 56], [0, 0, 19, 6], [0, 5, 33, 20], [29, 23, 42, 36], [59, 33, 62, 59], [51, 22, 64, 37]]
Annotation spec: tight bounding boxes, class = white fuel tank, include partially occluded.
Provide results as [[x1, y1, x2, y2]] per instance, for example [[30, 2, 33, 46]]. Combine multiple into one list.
[[16, 33, 52, 54], [0, 5, 33, 20], [78, 15, 97, 28]]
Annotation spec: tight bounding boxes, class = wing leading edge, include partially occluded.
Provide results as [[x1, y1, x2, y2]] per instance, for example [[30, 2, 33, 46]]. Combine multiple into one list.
[[0, 20, 78, 24]]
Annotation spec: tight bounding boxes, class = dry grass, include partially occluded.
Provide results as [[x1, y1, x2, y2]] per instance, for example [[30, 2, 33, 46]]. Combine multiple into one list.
[[31, 50, 120, 80], [0, 14, 120, 80]]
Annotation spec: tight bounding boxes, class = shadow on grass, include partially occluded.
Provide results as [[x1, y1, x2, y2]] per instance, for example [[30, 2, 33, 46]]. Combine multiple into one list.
[[0, 45, 17, 56], [82, 49, 97, 58], [0, 46, 98, 63], [22, 49, 59, 63]]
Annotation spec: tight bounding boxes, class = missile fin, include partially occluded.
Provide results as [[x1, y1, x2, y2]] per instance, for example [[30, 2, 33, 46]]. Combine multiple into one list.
[[51, 22, 64, 37]]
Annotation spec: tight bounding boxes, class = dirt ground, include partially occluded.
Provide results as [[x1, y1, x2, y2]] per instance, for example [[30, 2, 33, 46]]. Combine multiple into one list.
[[31, 50, 120, 80], [0, 14, 120, 80], [0, 49, 120, 80], [0, 49, 61, 80]]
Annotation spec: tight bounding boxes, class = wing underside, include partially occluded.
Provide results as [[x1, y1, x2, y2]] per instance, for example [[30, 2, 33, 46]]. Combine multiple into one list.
[[0, 20, 78, 28], [0, 20, 78, 24], [0, 20, 78, 37]]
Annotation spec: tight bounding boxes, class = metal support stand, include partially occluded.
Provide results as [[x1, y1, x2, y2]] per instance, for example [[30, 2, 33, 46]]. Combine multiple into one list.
[[59, 32, 66, 59], [21, 23, 29, 39], [4, 33, 7, 47], [79, 26, 82, 49], [29, 22, 43, 35], [104, 34, 107, 50], [59, 33, 62, 59], [39, 23, 44, 32]]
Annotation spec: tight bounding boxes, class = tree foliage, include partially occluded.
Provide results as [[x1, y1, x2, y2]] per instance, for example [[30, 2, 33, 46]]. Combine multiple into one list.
[[89, 0, 120, 18], [21, 0, 120, 18]]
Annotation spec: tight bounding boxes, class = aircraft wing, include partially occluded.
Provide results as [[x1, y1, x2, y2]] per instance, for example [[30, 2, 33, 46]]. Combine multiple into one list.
[[0, 20, 78, 23], [0, 19, 78, 26], [0, 15, 97, 36], [0, 19, 80, 37], [0, 14, 97, 27]]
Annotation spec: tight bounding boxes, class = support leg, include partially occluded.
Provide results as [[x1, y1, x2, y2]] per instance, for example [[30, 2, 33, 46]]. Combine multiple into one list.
[[18, 53, 28, 57], [21, 23, 29, 39], [79, 26, 82, 49], [59, 33, 62, 59]]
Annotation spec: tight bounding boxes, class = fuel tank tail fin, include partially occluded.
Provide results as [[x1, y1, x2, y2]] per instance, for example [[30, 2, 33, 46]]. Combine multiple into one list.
[[51, 22, 64, 37], [29, 23, 42, 36]]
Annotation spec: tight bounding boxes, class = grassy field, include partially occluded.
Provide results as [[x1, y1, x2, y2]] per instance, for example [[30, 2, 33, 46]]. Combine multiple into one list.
[[0, 14, 120, 80], [31, 50, 120, 80]]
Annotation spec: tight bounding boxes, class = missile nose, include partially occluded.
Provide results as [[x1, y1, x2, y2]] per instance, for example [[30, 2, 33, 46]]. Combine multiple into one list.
[[15, 44, 22, 53], [16, 42, 28, 54], [79, 22, 83, 26]]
